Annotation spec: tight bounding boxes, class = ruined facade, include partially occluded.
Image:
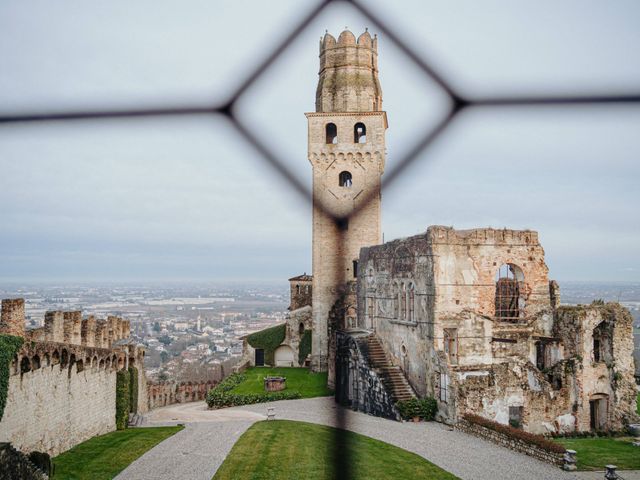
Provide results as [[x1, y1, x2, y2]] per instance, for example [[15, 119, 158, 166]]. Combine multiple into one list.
[[340, 226, 638, 433], [308, 30, 386, 387], [0, 299, 148, 455]]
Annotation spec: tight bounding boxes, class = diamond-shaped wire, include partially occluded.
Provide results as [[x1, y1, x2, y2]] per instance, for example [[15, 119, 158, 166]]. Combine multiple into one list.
[[1, 1, 640, 479]]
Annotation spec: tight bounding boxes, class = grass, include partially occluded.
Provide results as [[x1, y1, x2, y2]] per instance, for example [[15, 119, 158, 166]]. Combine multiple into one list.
[[557, 437, 640, 471], [53, 426, 184, 479], [213, 420, 459, 480], [230, 367, 333, 398]]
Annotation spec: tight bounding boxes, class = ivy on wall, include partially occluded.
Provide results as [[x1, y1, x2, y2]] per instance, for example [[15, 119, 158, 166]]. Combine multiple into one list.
[[128, 366, 138, 414], [115, 370, 130, 430], [299, 330, 312, 365], [0, 334, 24, 421], [247, 324, 286, 366]]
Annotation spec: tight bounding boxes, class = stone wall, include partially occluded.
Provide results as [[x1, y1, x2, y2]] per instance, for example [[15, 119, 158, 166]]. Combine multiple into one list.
[[0, 443, 48, 480], [0, 299, 147, 456], [147, 381, 216, 409], [0, 353, 117, 456], [455, 418, 565, 467], [289, 275, 313, 311]]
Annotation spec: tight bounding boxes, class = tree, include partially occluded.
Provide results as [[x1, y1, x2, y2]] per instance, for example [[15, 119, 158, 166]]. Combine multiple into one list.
[[159, 335, 172, 346], [160, 351, 170, 363], [153, 321, 161, 333]]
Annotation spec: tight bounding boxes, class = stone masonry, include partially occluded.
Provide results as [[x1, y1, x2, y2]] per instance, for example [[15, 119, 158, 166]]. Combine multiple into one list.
[[309, 30, 386, 388], [0, 299, 146, 456], [341, 226, 639, 433]]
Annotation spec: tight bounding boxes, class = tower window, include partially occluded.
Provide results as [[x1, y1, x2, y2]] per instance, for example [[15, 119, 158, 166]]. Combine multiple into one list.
[[326, 123, 338, 144], [354, 123, 366, 143], [352, 260, 358, 278], [339, 171, 352, 187]]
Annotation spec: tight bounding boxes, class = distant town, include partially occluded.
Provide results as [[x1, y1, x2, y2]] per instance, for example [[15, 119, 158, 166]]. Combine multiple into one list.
[[0, 282, 289, 383], [0, 280, 638, 381]]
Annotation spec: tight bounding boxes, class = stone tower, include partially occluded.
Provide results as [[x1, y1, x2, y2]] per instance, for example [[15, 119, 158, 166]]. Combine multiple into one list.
[[306, 29, 387, 385]]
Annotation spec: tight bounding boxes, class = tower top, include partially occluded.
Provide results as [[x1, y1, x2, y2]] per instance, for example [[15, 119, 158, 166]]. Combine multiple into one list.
[[316, 29, 382, 113]]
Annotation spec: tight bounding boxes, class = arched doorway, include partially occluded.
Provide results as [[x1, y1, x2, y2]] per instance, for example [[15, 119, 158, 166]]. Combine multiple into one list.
[[274, 345, 295, 367]]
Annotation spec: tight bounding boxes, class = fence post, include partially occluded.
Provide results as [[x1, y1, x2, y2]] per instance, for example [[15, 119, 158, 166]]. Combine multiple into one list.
[[562, 449, 577, 471]]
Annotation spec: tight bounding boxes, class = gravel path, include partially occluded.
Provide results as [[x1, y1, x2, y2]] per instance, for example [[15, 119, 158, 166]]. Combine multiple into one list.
[[115, 397, 637, 480]]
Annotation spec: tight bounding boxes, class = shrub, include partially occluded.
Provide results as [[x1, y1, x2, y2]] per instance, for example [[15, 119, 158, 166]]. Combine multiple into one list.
[[128, 366, 138, 414], [396, 397, 437, 421], [0, 334, 24, 421], [463, 413, 566, 454], [115, 370, 130, 430], [247, 324, 286, 366], [205, 372, 301, 409], [298, 330, 312, 365]]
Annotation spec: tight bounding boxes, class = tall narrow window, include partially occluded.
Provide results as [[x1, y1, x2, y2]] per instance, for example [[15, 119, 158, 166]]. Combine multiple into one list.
[[326, 123, 337, 144], [354, 122, 366, 143], [339, 171, 352, 187], [352, 260, 358, 278], [392, 283, 399, 318], [400, 283, 406, 320], [408, 283, 415, 322], [439, 372, 449, 402], [444, 329, 458, 364]]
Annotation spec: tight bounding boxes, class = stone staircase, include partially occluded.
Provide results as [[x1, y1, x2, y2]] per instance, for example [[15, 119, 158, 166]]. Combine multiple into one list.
[[365, 335, 416, 403]]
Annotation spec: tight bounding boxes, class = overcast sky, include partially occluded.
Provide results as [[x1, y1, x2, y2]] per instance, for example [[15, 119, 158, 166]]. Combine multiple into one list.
[[0, 0, 639, 283]]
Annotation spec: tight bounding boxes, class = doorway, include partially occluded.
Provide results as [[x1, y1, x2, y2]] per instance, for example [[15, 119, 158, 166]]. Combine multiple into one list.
[[589, 395, 608, 430], [255, 348, 264, 367]]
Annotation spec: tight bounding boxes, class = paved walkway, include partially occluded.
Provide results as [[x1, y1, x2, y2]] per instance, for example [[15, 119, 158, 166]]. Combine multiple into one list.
[[116, 397, 639, 480]]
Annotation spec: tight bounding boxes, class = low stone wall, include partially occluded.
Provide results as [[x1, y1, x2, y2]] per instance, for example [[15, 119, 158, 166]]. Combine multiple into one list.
[[0, 443, 48, 480], [455, 418, 565, 466], [147, 381, 216, 410]]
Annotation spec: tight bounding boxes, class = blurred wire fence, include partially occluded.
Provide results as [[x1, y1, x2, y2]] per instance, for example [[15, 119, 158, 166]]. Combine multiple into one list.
[[1, 0, 639, 478]]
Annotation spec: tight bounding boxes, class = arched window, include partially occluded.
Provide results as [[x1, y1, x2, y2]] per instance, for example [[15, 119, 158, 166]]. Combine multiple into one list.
[[326, 123, 337, 144], [299, 322, 305, 335], [354, 122, 366, 143], [392, 282, 399, 318], [296, 284, 300, 295], [339, 171, 352, 187], [400, 283, 406, 320], [408, 283, 415, 322], [495, 264, 525, 320]]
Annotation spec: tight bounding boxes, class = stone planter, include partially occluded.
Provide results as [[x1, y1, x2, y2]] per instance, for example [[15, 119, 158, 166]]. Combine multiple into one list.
[[264, 376, 286, 392]]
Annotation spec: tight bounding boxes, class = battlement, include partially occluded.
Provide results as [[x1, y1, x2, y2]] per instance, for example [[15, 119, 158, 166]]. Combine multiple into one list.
[[1, 299, 132, 350], [0, 299, 25, 337], [426, 226, 540, 246], [316, 29, 382, 113]]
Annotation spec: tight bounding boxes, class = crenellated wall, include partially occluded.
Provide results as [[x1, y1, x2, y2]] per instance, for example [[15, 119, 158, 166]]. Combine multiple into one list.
[[147, 381, 216, 409], [0, 299, 146, 456]]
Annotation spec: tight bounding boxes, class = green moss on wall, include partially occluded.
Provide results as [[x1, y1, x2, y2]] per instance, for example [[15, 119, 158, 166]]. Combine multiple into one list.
[[115, 370, 130, 430], [299, 330, 312, 365], [128, 366, 138, 414], [247, 324, 286, 366], [0, 334, 24, 421]]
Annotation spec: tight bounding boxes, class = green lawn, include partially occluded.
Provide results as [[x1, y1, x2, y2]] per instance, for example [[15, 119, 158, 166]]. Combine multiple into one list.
[[213, 420, 459, 480], [230, 367, 333, 398], [557, 437, 640, 471], [53, 426, 184, 479]]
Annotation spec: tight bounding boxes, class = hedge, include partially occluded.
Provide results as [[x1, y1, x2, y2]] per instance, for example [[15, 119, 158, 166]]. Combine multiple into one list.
[[128, 366, 138, 414], [298, 329, 312, 365], [0, 334, 24, 421], [115, 370, 130, 430], [205, 373, 301, 409], [463, 413, 566, 454], [396, 397, 437, 421], [247, 324, 286, 366]]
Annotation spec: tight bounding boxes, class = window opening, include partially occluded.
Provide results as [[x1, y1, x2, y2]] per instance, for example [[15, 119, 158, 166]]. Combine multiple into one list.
[[495, 264, 524, 320], [326, 123, 337, 144], [352, 260, 358, 278], [339, 171, 352, 187], [354, 122, 366, 143], [444, 329, 458, 364]]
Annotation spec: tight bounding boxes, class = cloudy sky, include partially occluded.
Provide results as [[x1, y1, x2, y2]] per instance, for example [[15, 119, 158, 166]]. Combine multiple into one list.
[[0, 0, 639, 283]]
